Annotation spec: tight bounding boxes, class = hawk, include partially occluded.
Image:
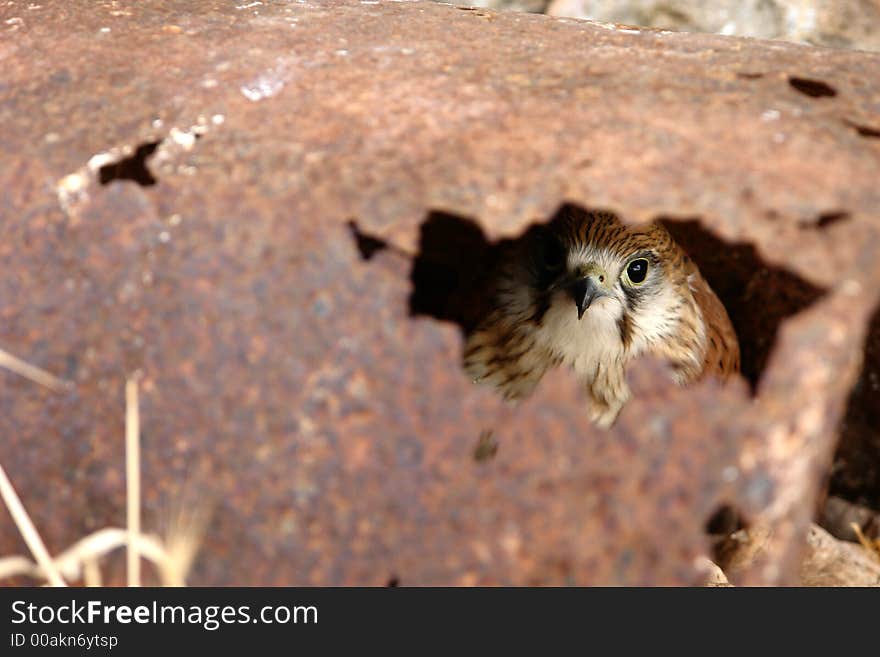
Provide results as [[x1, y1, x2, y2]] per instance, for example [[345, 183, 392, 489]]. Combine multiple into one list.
[[464, 208, 740, 427]]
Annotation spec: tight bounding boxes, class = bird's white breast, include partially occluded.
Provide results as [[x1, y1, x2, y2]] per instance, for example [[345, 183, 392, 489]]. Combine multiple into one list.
[[535, 295, 625, 384]]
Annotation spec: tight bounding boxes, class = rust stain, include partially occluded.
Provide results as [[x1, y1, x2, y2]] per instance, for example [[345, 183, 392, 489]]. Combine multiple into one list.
[[1, 0, 879, 585]]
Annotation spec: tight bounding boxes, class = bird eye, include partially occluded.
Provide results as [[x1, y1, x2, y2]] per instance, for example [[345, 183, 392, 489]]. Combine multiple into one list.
[[624, 258, 649, 285]]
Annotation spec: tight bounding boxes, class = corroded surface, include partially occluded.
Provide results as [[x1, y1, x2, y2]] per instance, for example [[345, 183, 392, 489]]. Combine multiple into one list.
[[1, 0, 879, 585]]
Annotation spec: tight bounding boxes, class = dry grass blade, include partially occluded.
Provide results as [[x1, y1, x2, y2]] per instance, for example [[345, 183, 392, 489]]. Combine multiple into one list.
[[160, 502, 210, 587], [51, 528, 167, 581], [0, 528, 174, 584], [83, 557, 102, 587], [1, 376, 204, 587], [0, 555, 42, 580], [0, 463, 66, 586], [126, 377, 141, 587], [0, 347, 71, 392], [851, 522, 880, 563]]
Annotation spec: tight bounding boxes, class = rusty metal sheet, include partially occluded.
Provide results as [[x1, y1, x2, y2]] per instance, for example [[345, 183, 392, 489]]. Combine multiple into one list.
[[1, 0, 879, 585]]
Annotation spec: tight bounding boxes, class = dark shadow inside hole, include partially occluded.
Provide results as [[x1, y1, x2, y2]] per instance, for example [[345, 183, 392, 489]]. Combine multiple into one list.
[[408, 211, 501, 334], [660, 219, 825, 390], [386, 576, 400, 587], [98, 141, 160, 186], [788, 76, 837, 98], [706, 504, 749, 573], [704, 503, 745, 536], [831, 302, 880, 510], [348, 205, 828, 394]]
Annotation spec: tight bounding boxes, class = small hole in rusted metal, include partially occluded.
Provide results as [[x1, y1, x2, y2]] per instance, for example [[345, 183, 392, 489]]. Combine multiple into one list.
[[788, 76, 837, 98], [348, 220, 389, 261], [814, 211, 850, 229], [844, 119, 880, 139], [386, 576, 400, 587], [705, 503, 745, 536], [706, 503, 750, 576], [98, 141, 160, 186]]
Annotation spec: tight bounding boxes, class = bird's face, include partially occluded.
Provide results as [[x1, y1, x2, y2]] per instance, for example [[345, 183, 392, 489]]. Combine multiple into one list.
[[526, 213, 688, 351]]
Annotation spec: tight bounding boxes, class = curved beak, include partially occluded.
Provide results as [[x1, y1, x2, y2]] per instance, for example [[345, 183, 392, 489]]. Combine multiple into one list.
[[568, 277, 605, 320]]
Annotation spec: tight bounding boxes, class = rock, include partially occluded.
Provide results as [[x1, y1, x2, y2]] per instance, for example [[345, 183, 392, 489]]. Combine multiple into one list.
[[716, 523, 880, 586], [820, 496, 880, 543], [545, 0, 880, 51], [801, 524, 880, 586], [701, 558, 733, 587]]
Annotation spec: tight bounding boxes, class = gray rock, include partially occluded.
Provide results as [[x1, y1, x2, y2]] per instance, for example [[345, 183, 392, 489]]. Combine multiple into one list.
[[445, 0, 880, 51], [547, 0, 880, 51]]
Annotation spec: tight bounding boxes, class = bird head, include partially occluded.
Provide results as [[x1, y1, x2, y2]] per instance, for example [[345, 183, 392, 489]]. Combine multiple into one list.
[[525, 211, 692, 351]]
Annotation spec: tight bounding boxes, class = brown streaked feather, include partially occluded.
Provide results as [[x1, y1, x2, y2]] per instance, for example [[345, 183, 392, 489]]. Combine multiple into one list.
[[687, 263, 741, 381]]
